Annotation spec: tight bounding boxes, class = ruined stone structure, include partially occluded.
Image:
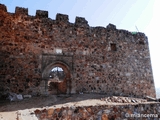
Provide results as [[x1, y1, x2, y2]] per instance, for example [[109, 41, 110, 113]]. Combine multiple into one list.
[[25, 103, 160, 120], [0, 4, 156, 98]]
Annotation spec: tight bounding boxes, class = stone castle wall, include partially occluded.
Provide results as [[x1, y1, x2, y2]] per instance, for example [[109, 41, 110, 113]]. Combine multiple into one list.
[[0, 4, 156, 97]]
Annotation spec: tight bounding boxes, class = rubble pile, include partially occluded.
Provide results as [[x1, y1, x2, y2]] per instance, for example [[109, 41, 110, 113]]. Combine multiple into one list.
[[101, 96, 147, 103]]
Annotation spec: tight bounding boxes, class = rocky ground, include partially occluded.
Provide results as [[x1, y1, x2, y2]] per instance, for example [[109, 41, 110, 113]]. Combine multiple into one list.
[[0, 94, 159, 120]]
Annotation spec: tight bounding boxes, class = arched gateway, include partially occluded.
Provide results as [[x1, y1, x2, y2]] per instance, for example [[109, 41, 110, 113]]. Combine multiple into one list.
[[42, 61, 71, 95]]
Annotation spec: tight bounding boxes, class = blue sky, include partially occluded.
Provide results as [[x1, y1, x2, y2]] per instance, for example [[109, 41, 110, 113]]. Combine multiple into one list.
[[1, 0, 160, 88]]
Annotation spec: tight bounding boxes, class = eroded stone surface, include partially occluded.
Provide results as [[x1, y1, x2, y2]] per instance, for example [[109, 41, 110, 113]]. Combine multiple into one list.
[[0, 3, 156, 98]]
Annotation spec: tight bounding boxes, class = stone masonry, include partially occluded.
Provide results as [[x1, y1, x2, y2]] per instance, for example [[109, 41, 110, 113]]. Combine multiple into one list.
[[0, 4, 156, 98], [27, 103, 160, 120]]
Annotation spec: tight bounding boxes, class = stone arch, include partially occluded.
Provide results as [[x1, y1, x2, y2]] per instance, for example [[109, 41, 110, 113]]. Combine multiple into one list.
[[42, 61, 71, 94]]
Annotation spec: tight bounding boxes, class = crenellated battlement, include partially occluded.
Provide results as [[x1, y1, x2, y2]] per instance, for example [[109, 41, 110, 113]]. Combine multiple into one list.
[[0, 3, 147, 41], [36, 10, 48, 18], [56, 13, 69, 22], [0, 3, 7, 12], [75, 17, 89, 28], [15, 7, 28, 15], [107, 23, 116, 30]]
